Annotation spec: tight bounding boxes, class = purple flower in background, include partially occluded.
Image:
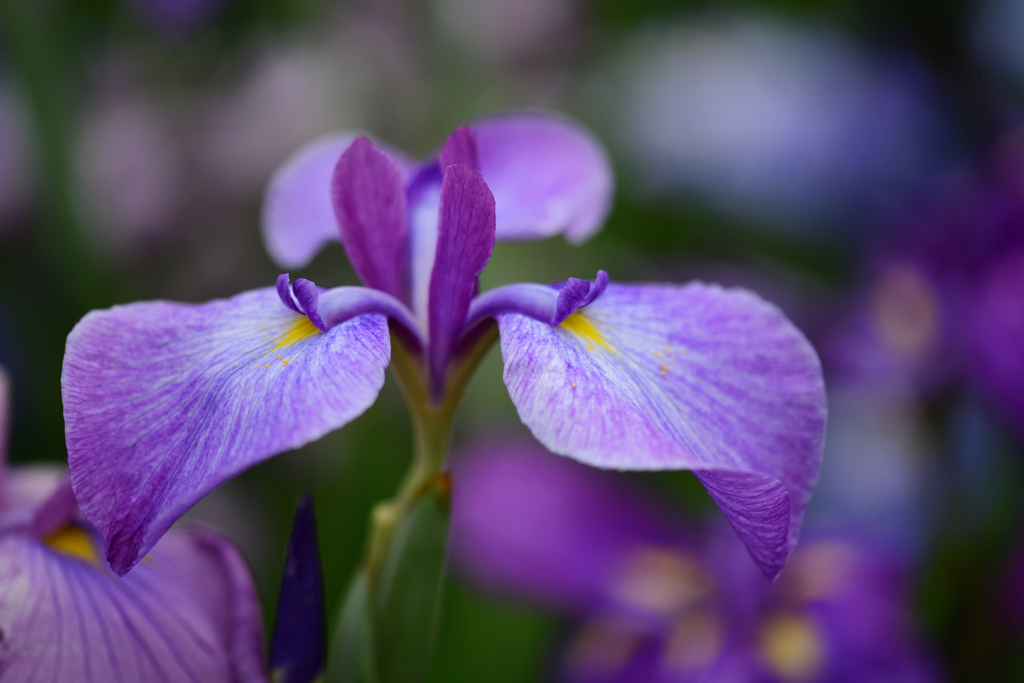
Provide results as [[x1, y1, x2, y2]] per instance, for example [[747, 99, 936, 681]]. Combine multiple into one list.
[[837, 143, 1024, 437], [0, 371, 267, 683], [62, 111, 826, 578], [597, 17, 939, 231], [451, 440, 942, 683]]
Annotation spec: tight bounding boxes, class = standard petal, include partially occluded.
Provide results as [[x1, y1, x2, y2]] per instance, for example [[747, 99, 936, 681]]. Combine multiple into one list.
[[427, 164, 496, 390], [497, 283, 826, 579], [331, 137, 408, 300], [62, 287, 391, 575], [262, 133, 359, 269], [474, 112, 614, 243], [0, 526, 266, 682]]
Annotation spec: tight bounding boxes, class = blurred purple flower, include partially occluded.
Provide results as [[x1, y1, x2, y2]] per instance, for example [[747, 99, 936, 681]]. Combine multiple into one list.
[[835, 143, 1024, 437], [598, 16, 939, 230], [61, 113, 825, 579], [0, 370, 267, 682], [452, 440, 943, 683]]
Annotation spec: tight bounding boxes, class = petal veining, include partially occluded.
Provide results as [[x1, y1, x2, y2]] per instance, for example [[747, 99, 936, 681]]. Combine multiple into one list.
[[497, 282, 826, 578], [0, 526, 267, 682], [62, 286, 391, 575], [428, 164, 496, 391], [331, 137, 408, 300]]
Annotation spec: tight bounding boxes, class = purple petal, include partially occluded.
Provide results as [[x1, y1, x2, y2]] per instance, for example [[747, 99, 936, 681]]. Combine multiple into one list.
[[474, 112, 614, 243], [451, 439, 684, 609], [291, 279, 326, 332], [0, 525, 266, 682], [965, 250, 1024, 437], [262, 133, 360, 269], [553, 270, 609, 326], [497, 282, 827, 579], [428, 165, 496, 391], [28, 476, 79, 539], [463, 272, 608, 332], [406, 162, 445, 332], [62, 286, 391, 575], [440, 126, 479, 170], [331, 137, 408, 301], [270, 494, 324, 683]]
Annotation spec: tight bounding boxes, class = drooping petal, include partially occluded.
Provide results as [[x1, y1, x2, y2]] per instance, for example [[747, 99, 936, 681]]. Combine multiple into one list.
[[428, 164, 496, 391], [451, 440, 684, 609], [497, 282, 826, 579], [270, 493, 324, 683], [62, 286, 391, 575], [331, 137, 408, 301], [0, 525, 267, 682], [262, 133, 359, 269], [474, 112, 614, 243]]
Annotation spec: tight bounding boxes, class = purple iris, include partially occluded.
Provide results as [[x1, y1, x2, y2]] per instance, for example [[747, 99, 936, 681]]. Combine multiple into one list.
[[826, 149, 1024, 437], [61, 112, 827, 579], [451, 440, 942, 683], [0, 371, 267, 682]]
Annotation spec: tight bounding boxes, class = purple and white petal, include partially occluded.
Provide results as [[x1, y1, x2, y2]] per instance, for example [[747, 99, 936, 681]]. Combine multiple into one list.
[[262, 133, 360, 269], [497, 282, 826, 579], [406, 163, 444, 332], [332, 138, 409, 301], [0, 525, 267, 682], [427, 165, 496, 389], [62, 287, 391, 575], [474, 112, 614, 243]]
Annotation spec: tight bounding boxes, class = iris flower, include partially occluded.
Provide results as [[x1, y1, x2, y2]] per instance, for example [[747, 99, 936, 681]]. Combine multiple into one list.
[[62, 112, 826, 579], [451, 440, 942, 683], [0, 370, 267, 682]]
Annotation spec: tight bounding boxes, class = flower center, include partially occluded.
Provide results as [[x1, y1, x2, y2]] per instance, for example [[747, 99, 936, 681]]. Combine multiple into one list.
[[45, 525, 100, 565], [560, 312, 611, 352]]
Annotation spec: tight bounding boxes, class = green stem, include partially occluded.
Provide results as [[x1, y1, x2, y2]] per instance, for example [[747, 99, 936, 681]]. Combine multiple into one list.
[[364, 322, 499, 578]]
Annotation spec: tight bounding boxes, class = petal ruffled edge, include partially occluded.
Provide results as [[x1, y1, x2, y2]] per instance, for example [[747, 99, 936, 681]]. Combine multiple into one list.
[[62, 286, 392, 575], [496, 281, 827, 579]]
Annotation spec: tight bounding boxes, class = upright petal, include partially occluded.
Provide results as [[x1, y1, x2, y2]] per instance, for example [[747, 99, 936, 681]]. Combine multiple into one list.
[[62, 287, 391, 575], [497, 283, 826, 579], [474, 112, 614, 243], [428, 165, 496, 391], [440, 126, 479, 170], [331, 137, 408, 301], [0, 525, 267, 682], [262, 133, 359, 269]]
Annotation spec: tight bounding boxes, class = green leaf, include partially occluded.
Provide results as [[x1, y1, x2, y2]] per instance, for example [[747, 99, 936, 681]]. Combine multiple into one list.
[[374, 475, 451, 683], [328, 570, 378, 683]]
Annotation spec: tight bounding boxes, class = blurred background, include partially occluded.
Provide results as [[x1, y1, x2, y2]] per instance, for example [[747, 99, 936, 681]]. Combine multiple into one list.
[[1, 0, 1023, 680]]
